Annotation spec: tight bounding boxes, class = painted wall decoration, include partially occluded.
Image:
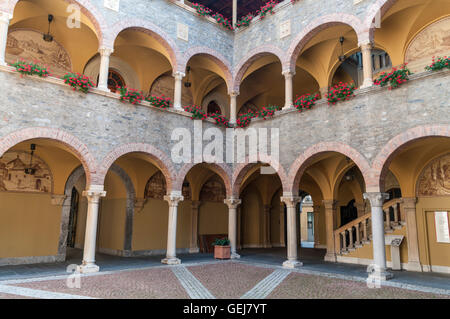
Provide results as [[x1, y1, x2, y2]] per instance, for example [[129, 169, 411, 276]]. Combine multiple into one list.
[[0, 151, 52, 193], [199, 176, 226, 202], [149, 74, 193, 106], [417, 153, 450, 196], [144, 171, 167, 200], [6, 29, 72, 77], [405, 17, 450, 72]]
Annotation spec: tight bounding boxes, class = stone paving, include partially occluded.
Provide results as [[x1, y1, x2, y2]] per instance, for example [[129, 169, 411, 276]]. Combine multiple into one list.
[[0, 248, 449, 299]]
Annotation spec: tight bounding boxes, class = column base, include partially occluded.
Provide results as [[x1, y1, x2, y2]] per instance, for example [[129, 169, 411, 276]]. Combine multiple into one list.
[[189, 247, 200, 254], [161, 257, 181, 265], [324, 252, 337, 262], [283, 260, 303, 269], [367, 269, 394, 282], [77, 263, 100, 273], [97, 86, 111, 93], [360, 81, 373, 89], [231, 252, 241, 259], [282, 105, 293, 111], [407, 261, 423, 272]]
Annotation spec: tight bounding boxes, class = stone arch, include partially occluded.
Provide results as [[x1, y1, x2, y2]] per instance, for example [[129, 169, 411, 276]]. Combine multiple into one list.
[[105, 18, 179, 70], [2, 0, 107, 46], [232, 44, 287, 93], [179, 46, 233, 92], [286, 142, 372, 196], [232, 155, 289, 198], [175, 162, 232, 198], [0, 127, 98, 186], [98, 143, 176, 194], [286, 13, 366, 72], [371, 125, 450, 193]]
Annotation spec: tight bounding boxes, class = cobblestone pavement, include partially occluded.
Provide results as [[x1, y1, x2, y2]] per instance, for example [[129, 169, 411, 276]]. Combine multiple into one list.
[[0, 258, 448, 299]]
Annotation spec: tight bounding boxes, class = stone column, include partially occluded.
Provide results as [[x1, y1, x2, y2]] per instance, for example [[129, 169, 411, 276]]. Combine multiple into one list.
[[402, 197, 422, 271], [280, 202, 286, 247], [229, 92, 238, 125], [360, 42, 374, 89], [189, 201, 200, 253], [319, 87, 328, 100], [323, 200, 338, 262], [364, 192, 393, 281], [162, 194, 184, 264], [313, 205, 321, 246], [280, 196, 302, 268], [263, 205, 272, 248], [97, 47, 114, 92], [237, 206, 242, 249], [77, 185, 106, 273], [173, 71, 185, 110], [0, 12, 12, 66], [282, 71, 294, 110], [232, 0, 237, 27], [224, 198, 241, 258]]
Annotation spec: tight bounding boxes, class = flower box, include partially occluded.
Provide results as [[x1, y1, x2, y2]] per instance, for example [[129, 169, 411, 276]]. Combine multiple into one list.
[[214, 245, 231, 259]]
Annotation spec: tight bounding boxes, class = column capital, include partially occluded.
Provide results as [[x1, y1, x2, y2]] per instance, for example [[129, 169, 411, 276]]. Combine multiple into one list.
[[401, 197, 417, 210], [280, 196, 301, 208], [363, 192, 389, 207], [224, 198, 241, 209], [98, 46, 114, 56], [359, 41, 374, 50], [0, 11, 12, 23], [322, 199, 338, 210], [83, 185, 106, 202], [173, 71, 185, 80], [191, 200, 201, 209], [51, 194, 67, 206], [282, 70, 295, 77], [164, 194, 184, 207]]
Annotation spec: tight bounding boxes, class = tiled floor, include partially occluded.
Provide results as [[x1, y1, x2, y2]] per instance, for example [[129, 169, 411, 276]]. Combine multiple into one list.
[[0, 248, 449, 299]]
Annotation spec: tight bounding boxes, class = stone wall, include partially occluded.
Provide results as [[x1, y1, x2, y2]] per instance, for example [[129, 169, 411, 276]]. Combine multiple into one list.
[[0, 67, 448, 192]]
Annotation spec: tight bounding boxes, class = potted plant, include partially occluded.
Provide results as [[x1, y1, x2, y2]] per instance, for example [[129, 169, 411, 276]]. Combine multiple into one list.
[[213, 237, 231, 259]]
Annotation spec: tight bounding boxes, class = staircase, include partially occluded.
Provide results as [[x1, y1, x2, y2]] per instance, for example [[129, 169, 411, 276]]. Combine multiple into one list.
[[334, 198, 405, 255]]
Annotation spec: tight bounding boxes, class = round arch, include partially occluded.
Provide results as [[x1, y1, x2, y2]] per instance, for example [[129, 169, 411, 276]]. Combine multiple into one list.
[[371, 125, 450, 193], [286, 14, 366, 72], [2, 0, 107, 45], [232, 44, 287, 93], [0, 127, 98, 186], [105, 18, 179, 70], [179, 47, 233, 92], [286, 142, 372, 196], [98, 143, 176, 193], [232, 156, 289, 198], [175, 162, 232, 198]]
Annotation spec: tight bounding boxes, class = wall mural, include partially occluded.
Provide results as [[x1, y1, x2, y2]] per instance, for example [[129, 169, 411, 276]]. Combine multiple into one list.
[[405, 17, 450, 73], [144, 171, 191, 200], [417, 153, 450, 196], [6, 29, 72, 77], [149, 74, 193, 106], [0, 151, 52, 193], [199, 176, 226, 202]]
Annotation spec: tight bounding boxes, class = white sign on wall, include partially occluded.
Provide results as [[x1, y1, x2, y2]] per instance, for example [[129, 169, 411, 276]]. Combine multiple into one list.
[[104, 0, 120, 12], [280, 20, 291, 39], [435, 211, 450, 243], [177, 23, 189, 42]]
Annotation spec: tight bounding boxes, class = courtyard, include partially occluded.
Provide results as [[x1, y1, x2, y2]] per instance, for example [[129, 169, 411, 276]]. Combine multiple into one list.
[[0, 248, 449, 299]]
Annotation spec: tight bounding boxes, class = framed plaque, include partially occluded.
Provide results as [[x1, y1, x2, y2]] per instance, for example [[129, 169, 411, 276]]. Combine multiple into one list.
[[435, 211, 450, 243]]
